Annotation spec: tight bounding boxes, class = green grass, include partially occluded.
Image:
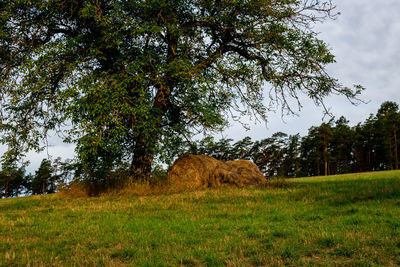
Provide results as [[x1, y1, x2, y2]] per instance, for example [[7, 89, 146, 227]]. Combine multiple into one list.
[[1, 170, 400, 266]]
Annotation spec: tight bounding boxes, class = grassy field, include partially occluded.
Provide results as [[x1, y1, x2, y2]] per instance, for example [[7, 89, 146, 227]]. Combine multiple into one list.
[[1, 171, 400, 266]]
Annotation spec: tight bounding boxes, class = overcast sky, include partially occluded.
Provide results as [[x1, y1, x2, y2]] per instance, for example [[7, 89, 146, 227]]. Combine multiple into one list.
[[226, 0, 400, 140], [3, 0, 400, 173]]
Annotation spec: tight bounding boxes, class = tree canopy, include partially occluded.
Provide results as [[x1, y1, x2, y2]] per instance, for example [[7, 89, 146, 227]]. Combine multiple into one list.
[[0, 0, 362, 181]]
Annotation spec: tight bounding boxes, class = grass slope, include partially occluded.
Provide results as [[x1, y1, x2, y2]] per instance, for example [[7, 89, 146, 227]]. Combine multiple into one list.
[[1, 171, 400, 266]]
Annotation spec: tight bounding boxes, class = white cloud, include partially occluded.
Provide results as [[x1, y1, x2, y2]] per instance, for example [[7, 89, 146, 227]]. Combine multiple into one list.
[[222, 0, 400, 140]]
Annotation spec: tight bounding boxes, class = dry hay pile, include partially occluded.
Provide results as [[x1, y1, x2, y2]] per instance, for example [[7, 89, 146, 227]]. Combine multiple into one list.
[[167, 154, 266, 190]]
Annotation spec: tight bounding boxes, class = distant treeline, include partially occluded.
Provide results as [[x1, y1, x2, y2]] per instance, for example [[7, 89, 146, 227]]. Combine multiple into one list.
[[0, 158, 78, 198], [184, 101, 400, 178], [1, 101, 399, 198]]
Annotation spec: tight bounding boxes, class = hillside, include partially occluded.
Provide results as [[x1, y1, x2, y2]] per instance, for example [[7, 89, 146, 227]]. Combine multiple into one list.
[[1, 171, 400, 266]]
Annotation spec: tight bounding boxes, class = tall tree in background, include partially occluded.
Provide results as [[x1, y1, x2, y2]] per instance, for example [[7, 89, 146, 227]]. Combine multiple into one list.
[[283, 134, 301, 177], [319, 122, 333, 176], [353, 115, 376, 172], [0, 0, 362, 182], [376, 101, 399, 170], [302, 126, 322, 176], [0, 160, 27, 198], [331, 116, 353, 174], [269, 132, 287, 176], [31, 159, 54, 195], [250, 138, 273, 176]]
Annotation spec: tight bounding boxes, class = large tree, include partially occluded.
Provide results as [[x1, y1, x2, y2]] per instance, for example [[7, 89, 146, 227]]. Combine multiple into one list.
[[0, 0, 362, 181]]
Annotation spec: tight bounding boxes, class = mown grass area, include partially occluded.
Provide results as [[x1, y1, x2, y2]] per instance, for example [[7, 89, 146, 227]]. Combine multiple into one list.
[[1, 171, 400, 266]]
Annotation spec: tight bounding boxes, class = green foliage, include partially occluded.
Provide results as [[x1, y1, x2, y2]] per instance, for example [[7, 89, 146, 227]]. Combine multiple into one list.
[[0, 0, 363, 181], [186, 101, 400, 178], [31, 159, 54, 195], [0, 156, 84, 198], [1, 171, 400, 265], [0, 160, 28, 198], [375, 101, 400, 169]]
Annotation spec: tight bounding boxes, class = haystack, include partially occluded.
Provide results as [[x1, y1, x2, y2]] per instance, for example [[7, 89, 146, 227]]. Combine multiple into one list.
[[167, 154, 265, 190]]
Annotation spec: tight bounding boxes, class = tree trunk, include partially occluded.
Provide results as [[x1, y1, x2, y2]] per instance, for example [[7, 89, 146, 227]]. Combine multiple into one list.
[[274, 149, 280, 176], [295, 146, 299, 177], [367, 145, 371, 171], [324, 143, 328, 176], [389, 138, 393, 170], [130, 28, 177, 181], [262, 153, 269, 178], [336, 160, 339, 174], [129, 82, 172, 180], [5, 180, 8, 198], [394, 125, 398, 169], [130, 138, 156, 181], [50, 178, 54, 194]]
